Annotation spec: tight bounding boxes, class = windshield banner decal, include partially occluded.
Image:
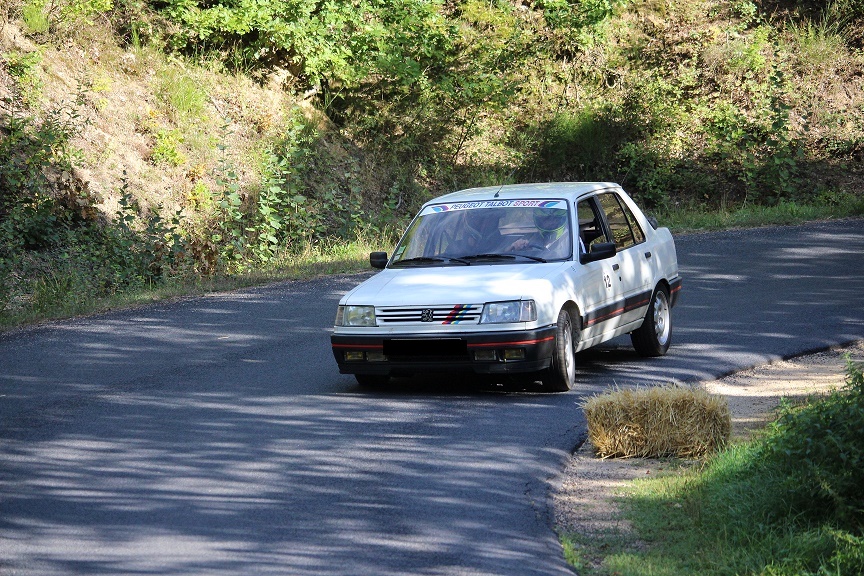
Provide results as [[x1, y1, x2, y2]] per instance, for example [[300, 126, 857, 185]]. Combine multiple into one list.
[[423, 199, 565, 215]]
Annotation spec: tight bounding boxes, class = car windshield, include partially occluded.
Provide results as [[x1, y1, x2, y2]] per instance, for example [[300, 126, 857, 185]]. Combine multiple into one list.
[[390, 199, 572, 266]]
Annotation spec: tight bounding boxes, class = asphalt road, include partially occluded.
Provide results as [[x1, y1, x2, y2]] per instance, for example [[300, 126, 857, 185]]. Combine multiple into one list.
[[1, 219, 863, 575]]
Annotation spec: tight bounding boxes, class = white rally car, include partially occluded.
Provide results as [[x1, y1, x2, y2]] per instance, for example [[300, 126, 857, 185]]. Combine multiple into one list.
[[331, 182, 681, 391]]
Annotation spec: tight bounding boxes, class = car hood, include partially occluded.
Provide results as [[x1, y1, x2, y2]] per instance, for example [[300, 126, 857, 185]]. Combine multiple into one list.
[[341, 263, 567, 306]]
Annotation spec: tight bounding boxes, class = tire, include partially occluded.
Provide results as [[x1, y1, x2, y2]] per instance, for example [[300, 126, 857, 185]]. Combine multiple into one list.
[[355, 374, 390, 387], [542, 308, 577, 392], [631, 285, 672, 357]]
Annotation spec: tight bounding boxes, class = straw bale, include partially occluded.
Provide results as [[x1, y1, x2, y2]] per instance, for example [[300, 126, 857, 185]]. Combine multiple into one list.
[[583, 385, 731, 459]]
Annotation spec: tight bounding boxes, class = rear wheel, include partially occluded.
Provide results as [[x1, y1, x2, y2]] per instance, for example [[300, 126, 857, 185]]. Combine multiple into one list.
[[355, 374, 390, 387], [631, 285, 672, 357], [542, 308, 577, 392]]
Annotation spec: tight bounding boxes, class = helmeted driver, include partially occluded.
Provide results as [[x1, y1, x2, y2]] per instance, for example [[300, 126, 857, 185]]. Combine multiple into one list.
[[508, 207, 570, 258]]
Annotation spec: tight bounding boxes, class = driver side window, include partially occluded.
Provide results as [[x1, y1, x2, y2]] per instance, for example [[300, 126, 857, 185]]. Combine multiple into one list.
[[577, 198, 609, 253]]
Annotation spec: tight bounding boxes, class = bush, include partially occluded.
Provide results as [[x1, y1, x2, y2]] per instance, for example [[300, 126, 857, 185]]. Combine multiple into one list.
[[758, 358, 864, 532], [526, 107, 632, 182], [607, 358, 864, 576]]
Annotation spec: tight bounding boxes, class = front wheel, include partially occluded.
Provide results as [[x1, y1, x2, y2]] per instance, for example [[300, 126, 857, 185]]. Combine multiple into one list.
[[631, 285, 672, 357], [541, 308, 577, 392]]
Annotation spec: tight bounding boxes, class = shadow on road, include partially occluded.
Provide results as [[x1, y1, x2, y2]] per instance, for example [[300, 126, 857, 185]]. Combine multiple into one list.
[[2, 219, 863, 575]]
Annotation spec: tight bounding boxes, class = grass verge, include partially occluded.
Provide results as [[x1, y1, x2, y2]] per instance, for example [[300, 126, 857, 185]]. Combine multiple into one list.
[[561, 359, 864, 576], [656, 197, 864, 232], [0, 235, 385, 332]]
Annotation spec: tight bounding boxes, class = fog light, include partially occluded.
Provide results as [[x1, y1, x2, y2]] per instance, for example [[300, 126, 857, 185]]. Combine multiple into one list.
[[503, 349, 526, 361], [474, 349, 497, 361], [366, 351, 387, 362], [344, 351, 365, 361]]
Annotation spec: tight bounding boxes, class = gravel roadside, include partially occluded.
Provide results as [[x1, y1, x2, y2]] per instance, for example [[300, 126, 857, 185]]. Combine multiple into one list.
[[554, 340, 864, 541]]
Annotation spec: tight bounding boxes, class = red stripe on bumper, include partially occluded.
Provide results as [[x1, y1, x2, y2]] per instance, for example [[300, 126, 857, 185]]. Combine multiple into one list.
[[468, 336, 555, 348]]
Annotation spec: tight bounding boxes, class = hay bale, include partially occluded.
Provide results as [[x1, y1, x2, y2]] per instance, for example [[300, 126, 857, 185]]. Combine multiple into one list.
[[583, 385, 731, 459]]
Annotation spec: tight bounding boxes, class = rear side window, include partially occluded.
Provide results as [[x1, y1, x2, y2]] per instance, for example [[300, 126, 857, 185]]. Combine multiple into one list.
[[597, 193, 645, 250], [623, 201, 645, 244]]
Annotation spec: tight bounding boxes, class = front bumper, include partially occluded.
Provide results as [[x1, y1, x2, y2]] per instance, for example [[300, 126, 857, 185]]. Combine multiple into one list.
[[331, 327, 557, 377]]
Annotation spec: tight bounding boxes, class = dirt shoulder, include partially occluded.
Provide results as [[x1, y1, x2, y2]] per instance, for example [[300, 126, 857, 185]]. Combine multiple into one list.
[[554, 340, 864, 541]]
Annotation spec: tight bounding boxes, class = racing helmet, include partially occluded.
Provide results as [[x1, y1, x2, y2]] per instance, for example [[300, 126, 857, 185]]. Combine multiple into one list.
[[533, 207, 568, 237]]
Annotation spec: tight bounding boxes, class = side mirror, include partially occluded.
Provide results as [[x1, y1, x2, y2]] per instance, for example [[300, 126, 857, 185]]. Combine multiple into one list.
[[370, 251, 388, 269], [580, 242, 616, 264], [646, 215, 659, 230]]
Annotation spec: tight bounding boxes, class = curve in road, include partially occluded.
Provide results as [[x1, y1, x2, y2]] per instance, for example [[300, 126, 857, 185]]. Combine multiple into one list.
[[1, 219, 862, 575]]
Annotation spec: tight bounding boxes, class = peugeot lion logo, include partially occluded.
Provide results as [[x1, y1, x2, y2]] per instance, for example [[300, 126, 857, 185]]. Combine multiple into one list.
[[420, 309, 435, 322]]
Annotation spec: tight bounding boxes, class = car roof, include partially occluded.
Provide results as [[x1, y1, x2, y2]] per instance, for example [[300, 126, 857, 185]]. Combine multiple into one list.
[[428, 182, 621, 205]]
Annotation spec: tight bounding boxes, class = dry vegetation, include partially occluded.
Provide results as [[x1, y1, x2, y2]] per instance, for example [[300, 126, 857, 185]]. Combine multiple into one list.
[[583, 386, 731, 459]]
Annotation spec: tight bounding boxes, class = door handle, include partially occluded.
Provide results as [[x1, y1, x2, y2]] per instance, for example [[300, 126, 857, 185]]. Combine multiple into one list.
[[612, 263, 620, 271], [644, 251, 652, 259]]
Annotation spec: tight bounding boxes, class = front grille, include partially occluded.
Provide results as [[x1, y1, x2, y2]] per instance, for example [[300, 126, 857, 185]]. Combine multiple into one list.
[[377, 304, 481, 325]]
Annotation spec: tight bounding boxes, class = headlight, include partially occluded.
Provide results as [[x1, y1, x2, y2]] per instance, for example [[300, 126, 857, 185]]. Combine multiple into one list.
[[335, 305, 377, 327], [480, 300, 537, 324]]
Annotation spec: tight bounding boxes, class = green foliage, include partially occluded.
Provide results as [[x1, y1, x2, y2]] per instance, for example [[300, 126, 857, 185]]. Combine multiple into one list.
[[593, 361, 864, 576], [657, 196, 864, 231], [789, 18, 847, 70], [527, 107, 632, 182], [3, 50, 44, 108], [205, 110, 377, 271], [0, 86, 83, 246], [701, 65, 805, 205], [4, 0, 864, 326], [159, 0, 454, 89], [618, 142, 691, 209], [111, 174, 188, 284], [733, 0, 760, 27], [759, 359, 864, 532], [110, 0, 164, 48], [210, 130, 245, 270], [150, 128, 187, 166], [19, 0, 115, 35], [0, 82, 190, 322], [54, 0, 114, 27], [21, 0, 50, 34], [155, 67, 207, 121], [533, 0, 623, 52], [157, 0, 534, 179], [766, 0, 864, 47]]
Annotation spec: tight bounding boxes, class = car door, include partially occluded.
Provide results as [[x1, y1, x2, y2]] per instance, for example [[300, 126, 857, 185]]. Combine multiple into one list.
[[574, 196, 623, 342], [595, 191, 653, 328]]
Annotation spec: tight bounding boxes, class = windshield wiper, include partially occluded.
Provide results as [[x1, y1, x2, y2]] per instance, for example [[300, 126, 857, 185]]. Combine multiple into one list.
[[392, 256, 469, 267], [459, 253, 547, 263], [513, 254, 548, 263], [459, 253, 515, 261]]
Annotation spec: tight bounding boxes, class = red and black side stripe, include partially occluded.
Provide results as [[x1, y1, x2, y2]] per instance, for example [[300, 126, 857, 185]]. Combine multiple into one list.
[[582, 289, 653, 328], [583, 278, 682, 329]]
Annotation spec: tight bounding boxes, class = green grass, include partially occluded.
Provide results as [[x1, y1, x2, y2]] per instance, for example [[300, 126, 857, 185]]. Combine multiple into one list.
[[656, 196, 864, 233], [0, 235, 384, 332], [155, 66, 209, 122], [21, 0, 49, 34], [561, 361, 864, 576]]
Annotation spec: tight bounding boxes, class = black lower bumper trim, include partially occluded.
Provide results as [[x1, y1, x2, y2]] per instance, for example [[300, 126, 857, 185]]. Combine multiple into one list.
[[331, 327, 557, 376]]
